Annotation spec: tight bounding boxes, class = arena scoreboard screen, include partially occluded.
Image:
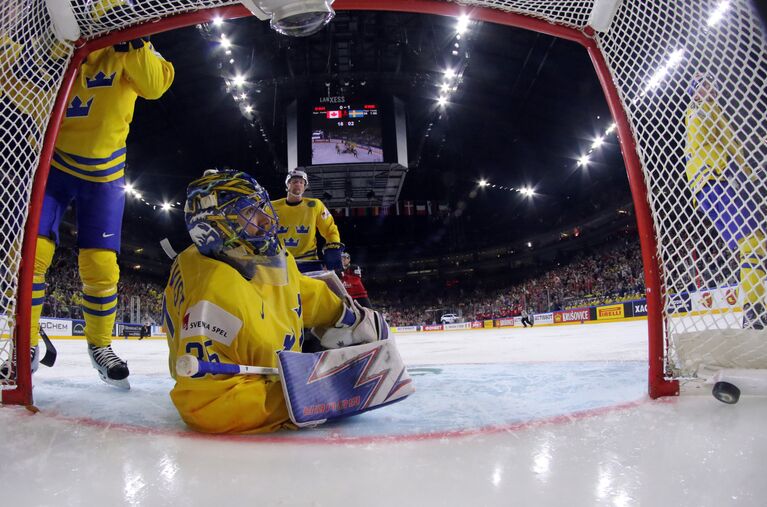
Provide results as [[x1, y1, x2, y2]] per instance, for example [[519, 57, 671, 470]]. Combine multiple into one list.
[[310, 103, 384, 165]]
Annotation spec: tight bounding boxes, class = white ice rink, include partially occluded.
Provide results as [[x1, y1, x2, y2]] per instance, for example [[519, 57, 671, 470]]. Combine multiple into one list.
[[2, 320, 766, 506]]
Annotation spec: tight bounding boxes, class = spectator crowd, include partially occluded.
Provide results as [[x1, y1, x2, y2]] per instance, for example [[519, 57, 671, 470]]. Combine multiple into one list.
[[39, 237, 646, 328], [41, 247, 164, 325]]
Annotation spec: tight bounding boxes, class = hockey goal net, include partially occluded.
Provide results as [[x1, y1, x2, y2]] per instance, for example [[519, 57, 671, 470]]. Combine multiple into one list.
[[1, 0, 765, 404]]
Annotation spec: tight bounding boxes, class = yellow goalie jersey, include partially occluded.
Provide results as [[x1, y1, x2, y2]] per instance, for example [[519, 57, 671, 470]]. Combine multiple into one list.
[[271, 197, 341, 261], [685, 100, 745, 193], [52, 42, 174, 183], [163, 246, 343, 434]]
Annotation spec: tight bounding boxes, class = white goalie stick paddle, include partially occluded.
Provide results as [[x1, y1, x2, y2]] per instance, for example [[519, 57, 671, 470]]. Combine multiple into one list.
[[175, 355, 279, 377]]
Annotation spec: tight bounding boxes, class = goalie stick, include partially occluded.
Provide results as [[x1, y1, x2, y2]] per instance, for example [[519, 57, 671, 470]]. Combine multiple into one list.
[[175, 354, 278, 377]]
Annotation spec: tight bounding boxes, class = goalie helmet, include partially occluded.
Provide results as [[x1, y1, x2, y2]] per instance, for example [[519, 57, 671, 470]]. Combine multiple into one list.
[[285, 169, 309, 189], [185, 170, 281, 264], [687, 71, 717, 103]]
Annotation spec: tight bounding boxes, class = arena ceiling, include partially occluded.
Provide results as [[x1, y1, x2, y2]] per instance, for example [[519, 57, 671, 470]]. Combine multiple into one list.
[[114, 8, 634, 270]]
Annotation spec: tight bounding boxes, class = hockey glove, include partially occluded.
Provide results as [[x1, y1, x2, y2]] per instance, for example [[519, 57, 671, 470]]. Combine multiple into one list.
[[314, 296, 389, 349], [323, 242, 344, 270]]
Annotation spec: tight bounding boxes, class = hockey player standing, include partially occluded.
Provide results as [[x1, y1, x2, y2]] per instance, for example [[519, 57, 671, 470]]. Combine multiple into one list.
[[163, 170, 394, 433], [271, 169, 345, 272], [30, 37, 174, 387], [684, 72, 766, 328], [337, 251, 371, 308]]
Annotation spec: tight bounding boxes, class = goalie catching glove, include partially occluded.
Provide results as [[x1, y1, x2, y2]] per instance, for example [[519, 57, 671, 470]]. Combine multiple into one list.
[[313, 296, 389, 349]]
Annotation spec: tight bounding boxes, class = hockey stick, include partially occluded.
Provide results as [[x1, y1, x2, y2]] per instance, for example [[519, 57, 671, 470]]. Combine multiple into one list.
[[39, 328, 57, 367], [175, 354, 279, 377]]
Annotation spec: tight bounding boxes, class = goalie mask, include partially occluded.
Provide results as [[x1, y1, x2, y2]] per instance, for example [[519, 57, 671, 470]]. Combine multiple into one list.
[[185, 170, 284, 279]]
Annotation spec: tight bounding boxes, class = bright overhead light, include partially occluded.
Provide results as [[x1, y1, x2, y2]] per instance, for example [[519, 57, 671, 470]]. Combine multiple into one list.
[[444, 68, 456, 79], [229, 58, 235, 64], [478, 179, 488, 187], [526, 241, 532, 248], [707, 1, 730, 27], [437, 96, 448, 107], [220, 35, 231, 49], [578, 155, 590, 166], [161, 202, 172, 211], [591, 136, 604, 149], [456, 14, 470, 35], [240, 92, 247, 99], [212, 17, 223, 27], [232, 74, 246, 87], [645, 48, 684, 91], [124, 183, 133, 193], [245, 105, 253, 113], [605, 123, 617, 134], [520, 186, 535, 197], [134, 192, 142, 199], [440, 82, 450, 92]]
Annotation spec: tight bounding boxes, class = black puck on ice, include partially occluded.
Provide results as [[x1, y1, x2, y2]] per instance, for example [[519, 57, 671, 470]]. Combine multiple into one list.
[[712, 381, 740, 404]]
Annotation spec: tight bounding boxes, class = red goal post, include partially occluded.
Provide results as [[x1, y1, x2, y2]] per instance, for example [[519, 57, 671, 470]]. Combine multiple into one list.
[[2, 0, 765, 405]]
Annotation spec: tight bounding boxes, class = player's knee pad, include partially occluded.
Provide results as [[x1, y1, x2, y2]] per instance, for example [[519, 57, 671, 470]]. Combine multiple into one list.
[[277, 339, 414, 427], [78, 248, 120, 292]]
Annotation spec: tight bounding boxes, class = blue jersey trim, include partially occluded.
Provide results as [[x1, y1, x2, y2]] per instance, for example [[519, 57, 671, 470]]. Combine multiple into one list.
[[52, 152, 125, 178], [59, 147, 127, 165]]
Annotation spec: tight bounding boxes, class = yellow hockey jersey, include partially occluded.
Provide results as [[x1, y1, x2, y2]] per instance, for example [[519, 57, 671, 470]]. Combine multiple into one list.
[[163, 246, 343, 434], [51, 42, 174, 183], [271, 197, 341, 261], [685, 100, 745, 193]]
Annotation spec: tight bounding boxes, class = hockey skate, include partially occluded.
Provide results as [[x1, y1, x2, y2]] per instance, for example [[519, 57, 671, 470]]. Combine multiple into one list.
[[0, 346, 39, 378], [88, 344, 130, 389]]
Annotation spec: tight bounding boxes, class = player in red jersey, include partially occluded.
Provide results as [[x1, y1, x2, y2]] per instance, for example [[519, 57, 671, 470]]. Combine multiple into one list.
[[336, 252, 371, 308]]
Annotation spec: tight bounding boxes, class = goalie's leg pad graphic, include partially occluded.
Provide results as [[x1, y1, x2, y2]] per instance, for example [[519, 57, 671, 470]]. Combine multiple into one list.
[[278, 339, 414, 427]]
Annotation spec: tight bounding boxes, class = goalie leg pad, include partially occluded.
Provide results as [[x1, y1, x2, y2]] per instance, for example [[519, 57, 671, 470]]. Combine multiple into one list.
[[277, 339, 414, 427]]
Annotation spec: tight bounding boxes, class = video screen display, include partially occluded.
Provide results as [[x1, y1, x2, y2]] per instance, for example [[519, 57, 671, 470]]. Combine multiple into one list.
[[310, 103, 384, 165]]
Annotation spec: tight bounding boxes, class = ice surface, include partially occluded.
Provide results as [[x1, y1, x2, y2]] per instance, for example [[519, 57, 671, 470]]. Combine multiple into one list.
[[2, 321, 766, 506]]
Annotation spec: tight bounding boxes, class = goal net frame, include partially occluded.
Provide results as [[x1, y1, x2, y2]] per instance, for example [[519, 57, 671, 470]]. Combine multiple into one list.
[[3, 0, 766, 405]]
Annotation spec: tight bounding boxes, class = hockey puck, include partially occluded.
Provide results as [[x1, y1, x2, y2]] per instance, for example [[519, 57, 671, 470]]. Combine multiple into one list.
[[712, 381, 740, 404]]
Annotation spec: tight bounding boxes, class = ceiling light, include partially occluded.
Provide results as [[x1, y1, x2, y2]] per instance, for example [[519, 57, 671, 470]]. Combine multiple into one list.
[[233, 74, 246, 87], [245, 105, 253, 113], [578, 155, 590, 166], [161, 202, 172, 211], [437, 96, 448, 107], [220, 36, 231, 49], [444, 68, 456, 79], [456, 14, 470, 35], [212, 17, 223, 27], [478, 179, 488, 187], [591, 136, 604, 149]]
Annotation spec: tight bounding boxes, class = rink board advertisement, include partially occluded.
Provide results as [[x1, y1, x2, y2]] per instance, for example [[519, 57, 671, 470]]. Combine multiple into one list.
[[596, 304, 624, 321], [553, 308, 593, 324], [40, 317, 72, 336]]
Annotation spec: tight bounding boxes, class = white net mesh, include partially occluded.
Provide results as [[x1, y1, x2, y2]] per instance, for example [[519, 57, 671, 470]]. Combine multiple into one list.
[[1, 0, 765, 396], [1, 1, 72, 389]]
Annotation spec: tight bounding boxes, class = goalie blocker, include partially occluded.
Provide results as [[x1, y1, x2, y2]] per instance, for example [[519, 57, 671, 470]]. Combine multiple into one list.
[[278, 338, 414, 426]]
